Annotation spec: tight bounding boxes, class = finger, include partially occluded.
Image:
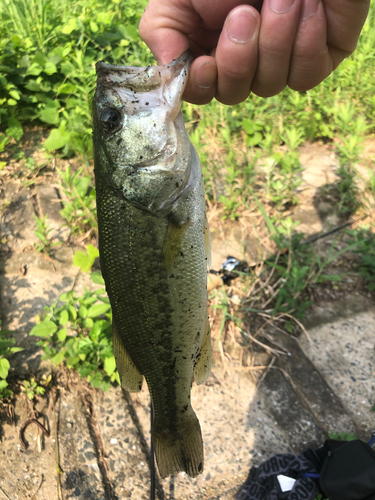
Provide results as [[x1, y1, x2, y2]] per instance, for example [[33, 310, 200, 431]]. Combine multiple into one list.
[[183, 56, 218, 105], [139, 0, 199, 64], [251, 0, 303, 97], [323, 0, 370, 62], [215, 5, 261, 105], [288, 0, 332, 91]]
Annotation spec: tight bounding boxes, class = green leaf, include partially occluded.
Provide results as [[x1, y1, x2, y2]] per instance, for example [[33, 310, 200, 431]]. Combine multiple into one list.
[[45, 124, 70, 151], [73, 250, 91, 271], [67, 304, 77, 321], [0, 134, 10, 153], [0, 358, 10, 379], [122, 24, 138, 40], [78, 305, 88, 319], [83, 318, 94, 329], [90, 21, 99, 32], [104, 356, 116, 376], [73, 245, 98, 273], [55, 83, 75, 95], [8, 347, 24, 355], [57, 328, 67, 342], [62, 18, 78, 35], [29, 321, 58, 338], [91, 272, 105, 285], [50, 348, 66, 365], [44, 62, 57, 75], [87, 303, 111, 318], [59, 310, 69, 326], [66, 355, 80, 367], [87, 244, 99, 260], [9, 90, 20, 101], [6, 117, 23, 141], [39, 100, 60, 125]]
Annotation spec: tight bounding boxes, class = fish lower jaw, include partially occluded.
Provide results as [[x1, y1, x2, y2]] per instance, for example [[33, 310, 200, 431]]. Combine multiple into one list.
[[137, 153, 175, 172]]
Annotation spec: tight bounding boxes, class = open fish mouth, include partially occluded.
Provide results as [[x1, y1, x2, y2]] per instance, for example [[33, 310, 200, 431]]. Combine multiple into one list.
[[93, 51, 194, 214]]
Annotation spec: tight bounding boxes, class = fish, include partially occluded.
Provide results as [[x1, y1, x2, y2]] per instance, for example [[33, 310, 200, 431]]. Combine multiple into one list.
[[92, 51, 212, 479]]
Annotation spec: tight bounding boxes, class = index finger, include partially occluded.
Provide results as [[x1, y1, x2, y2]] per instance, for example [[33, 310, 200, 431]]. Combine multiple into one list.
[[139, 1, 199, 64]]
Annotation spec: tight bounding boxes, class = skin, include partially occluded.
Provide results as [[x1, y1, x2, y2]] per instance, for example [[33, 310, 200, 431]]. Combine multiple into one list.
[[139, 0, 370, 105]]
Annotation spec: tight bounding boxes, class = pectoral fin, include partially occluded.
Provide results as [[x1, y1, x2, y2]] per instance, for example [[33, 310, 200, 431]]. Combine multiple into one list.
[[204, 213, 211, 269], [194, 316, 212, 385], [112, 322, 143, 392]]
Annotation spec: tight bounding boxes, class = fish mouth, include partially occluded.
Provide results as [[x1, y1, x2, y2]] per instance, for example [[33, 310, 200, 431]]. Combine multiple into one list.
[[136, 153, 176, 171], [95, 51, 193, 92]]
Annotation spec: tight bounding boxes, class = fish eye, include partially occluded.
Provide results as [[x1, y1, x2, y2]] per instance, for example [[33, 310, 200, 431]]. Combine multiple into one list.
[[101, 108, 122, 133]]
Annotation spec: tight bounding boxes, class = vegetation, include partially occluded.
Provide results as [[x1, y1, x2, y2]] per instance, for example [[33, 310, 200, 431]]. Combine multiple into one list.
[[0, 0, 374, 401], [0, 322, 23, 400], [29, 245, 119, 391]]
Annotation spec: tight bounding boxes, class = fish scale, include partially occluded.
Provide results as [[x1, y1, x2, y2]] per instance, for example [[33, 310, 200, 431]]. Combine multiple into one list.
[[92, 52, 212, 479]]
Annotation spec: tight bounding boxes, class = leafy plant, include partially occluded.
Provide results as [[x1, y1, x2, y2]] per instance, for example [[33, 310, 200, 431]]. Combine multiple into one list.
[[29, 247, 118, 391], [22, 377, 45, 400], [34, 214, 60, 254], [0, 322, 23, 399], [58, 166, 97, 235], [347, 226, 375, 291], [0, 0, 152, 157]]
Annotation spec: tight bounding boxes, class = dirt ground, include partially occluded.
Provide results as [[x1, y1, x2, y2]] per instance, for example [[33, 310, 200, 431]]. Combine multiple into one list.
[[0, 138, 374, 499]]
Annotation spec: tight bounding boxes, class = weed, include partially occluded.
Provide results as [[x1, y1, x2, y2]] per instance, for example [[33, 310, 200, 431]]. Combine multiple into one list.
[[0, 322, 23, 399], [347, 226, 375, 291], [21, 377, 45, 400], [29, 246, 118, 391], [34, 214, 60, 255], [58, 166, 97, 235]]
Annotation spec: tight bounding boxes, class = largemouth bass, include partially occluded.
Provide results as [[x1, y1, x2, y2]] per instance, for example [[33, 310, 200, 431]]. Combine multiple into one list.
[[92, 51, 212, 479]]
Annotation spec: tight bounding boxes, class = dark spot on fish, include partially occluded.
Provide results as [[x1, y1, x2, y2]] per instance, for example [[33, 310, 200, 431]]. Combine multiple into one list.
[[139, 156, 143, 160], [191, 246, 194, 249], [180, 251, 184, 257], [145, 102, 149, 105], [153, 123, 156, 127], [182, 356, 187, 360], [169, 274, 174, 278], [116, 138, 122, 146]]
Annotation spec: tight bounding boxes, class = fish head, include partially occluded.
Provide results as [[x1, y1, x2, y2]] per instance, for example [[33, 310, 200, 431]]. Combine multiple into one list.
[[93, 51, 194, 214]]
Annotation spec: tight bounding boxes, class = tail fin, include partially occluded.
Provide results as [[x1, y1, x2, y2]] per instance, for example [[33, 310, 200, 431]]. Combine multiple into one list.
[[153, 413, 204, 479]]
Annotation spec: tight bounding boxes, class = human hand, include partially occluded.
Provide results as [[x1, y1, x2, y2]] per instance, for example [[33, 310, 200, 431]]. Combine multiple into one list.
[[139, 0, 370, 105]]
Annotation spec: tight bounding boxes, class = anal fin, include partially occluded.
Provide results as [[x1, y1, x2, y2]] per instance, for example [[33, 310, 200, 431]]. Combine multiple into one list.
[[112, 322, 143, 392], [194, 316, 212, 385]]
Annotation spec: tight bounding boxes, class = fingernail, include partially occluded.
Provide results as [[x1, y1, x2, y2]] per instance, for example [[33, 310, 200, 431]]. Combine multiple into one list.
[[300, 0, 319, 19], [269, 0, 296, 14], [195, 62, 217, 89], [227, 7, 258, 44]]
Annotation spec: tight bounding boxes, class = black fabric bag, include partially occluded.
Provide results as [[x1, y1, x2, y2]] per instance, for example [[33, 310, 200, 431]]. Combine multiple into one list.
[[304, 439, 375, 500], [235, 453, 319, 500], [237, 438, 375, 500]]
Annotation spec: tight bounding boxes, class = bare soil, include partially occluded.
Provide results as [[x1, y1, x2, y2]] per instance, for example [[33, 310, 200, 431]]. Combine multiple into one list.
[[0, 138, 374, 499]]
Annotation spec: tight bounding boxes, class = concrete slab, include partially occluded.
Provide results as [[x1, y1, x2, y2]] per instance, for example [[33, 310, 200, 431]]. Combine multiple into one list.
[[299, 310, 375, 436]]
